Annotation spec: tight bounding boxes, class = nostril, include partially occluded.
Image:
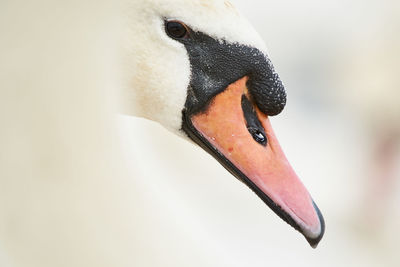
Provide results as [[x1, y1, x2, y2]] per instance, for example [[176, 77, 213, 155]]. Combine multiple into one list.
[[248, 127, 267, 146], [241, 94, 268, 147]]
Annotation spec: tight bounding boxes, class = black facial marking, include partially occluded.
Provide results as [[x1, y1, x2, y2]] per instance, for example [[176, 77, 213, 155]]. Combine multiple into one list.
[[241, 94, 267, 146], [164, 21, 286, 117], [184, 31, 286, 116]]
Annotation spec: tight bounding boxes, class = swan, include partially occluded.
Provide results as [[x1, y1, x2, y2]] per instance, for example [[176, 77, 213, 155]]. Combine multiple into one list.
[[121, 0, 325, 247], [0, 1, 324, 266]]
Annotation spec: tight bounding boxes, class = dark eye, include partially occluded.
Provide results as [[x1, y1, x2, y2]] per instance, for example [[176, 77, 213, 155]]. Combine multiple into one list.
[[165, 21, 189, 39]]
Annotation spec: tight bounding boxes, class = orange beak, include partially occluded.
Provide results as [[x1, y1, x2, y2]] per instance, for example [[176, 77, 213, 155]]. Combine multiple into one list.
[[185, 77, 324, 247]]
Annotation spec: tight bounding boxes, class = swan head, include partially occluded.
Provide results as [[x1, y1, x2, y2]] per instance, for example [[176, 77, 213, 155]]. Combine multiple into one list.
[[122, 0, 325, 247]]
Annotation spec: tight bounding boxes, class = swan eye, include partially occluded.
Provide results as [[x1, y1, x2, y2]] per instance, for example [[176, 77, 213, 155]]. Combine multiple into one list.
[[165, 21, 189, 39]]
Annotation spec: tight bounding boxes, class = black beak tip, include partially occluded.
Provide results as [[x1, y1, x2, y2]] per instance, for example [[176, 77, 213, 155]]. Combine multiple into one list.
[[305, 201, 325, 248]]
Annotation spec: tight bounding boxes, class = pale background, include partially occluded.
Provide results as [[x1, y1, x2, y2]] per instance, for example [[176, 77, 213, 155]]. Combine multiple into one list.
[[1, 0, 399, 267]]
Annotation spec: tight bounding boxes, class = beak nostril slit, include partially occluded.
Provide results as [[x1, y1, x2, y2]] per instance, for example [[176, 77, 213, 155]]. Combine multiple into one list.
[[241, 94, 268, 146], [248, 127, 267, 146]]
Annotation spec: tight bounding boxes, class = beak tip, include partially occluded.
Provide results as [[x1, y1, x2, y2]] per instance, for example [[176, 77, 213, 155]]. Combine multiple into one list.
[[306, 236, 322, 249], [305, 201, 325, 248]]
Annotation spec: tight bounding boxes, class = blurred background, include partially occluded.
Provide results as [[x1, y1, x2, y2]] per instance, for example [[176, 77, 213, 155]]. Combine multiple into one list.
[[1, 0, 399, 266], [127, 0, 400, 266]]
